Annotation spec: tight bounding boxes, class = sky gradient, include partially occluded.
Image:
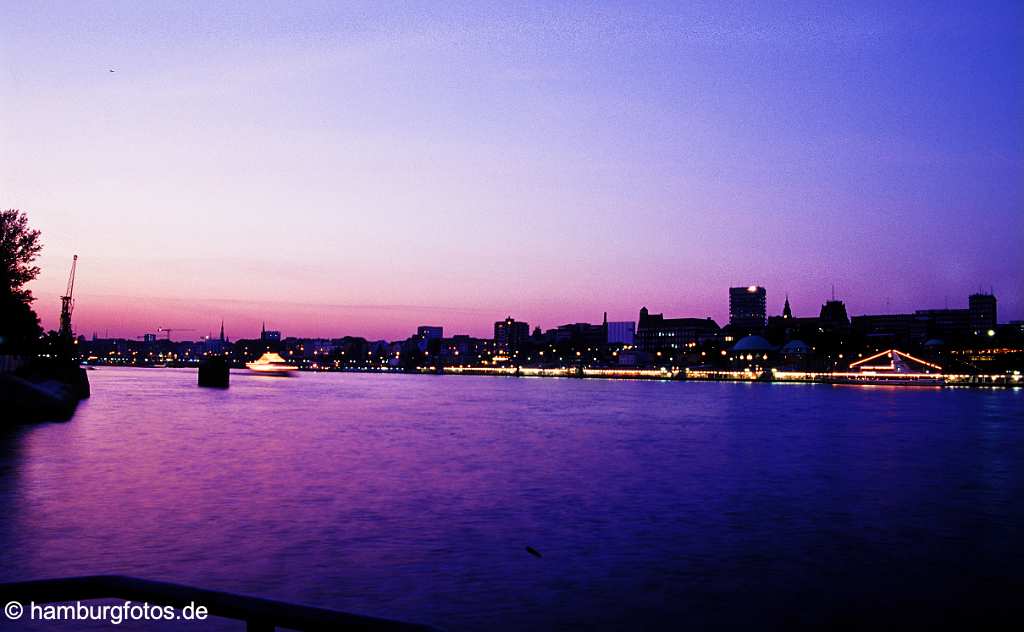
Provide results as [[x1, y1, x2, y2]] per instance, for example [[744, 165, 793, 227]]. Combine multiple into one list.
[[2, 1, 1022, 340]]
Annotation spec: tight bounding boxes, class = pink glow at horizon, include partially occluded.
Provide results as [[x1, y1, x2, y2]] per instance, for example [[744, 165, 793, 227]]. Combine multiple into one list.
[[3, 2, 1022, 340]]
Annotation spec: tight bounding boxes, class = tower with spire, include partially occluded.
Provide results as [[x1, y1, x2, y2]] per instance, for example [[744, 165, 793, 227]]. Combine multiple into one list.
[[260, 322, 281, 343], [783, 295, 792, 319]]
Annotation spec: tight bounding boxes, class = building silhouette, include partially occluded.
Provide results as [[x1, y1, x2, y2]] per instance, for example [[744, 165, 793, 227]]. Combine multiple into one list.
[[416, 326, 443, 341], [636, 307, 720, 353], [494, 317, 529, 355], [729, 286, 766, 331], [261, 322, 281, 342], [969, 293, 997, 333], [819, 299, 850, 330], [852, 292, 1000, 345], [606, 320, 636, 345]]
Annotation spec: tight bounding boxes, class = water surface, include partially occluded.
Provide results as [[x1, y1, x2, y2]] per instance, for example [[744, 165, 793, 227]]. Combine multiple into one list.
[[2, 368, 1021, 629]]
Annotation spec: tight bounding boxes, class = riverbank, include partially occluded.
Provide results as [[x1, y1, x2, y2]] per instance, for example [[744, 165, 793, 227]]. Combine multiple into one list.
[[0, 358, 90, 423]]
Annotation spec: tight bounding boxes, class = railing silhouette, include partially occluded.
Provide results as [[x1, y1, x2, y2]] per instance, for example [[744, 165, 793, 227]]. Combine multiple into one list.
[[0, 575, 437, 631]]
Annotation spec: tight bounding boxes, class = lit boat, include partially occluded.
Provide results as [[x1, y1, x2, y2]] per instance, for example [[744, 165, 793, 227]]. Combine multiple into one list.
[[245, 352, 297, 375], [842, 349, 943, 386]]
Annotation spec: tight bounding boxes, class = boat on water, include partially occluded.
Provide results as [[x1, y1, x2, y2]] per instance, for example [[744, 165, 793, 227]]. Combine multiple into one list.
[[245, 352, 297, 375], [833, 374, 945, 387], [842, 349, 944, 386]]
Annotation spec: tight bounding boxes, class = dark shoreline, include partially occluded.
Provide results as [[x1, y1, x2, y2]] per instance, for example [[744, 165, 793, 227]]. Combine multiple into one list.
[[0, 360, 90, 424]]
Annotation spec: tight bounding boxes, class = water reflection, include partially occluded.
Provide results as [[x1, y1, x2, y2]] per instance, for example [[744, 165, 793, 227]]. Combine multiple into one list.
[[0, 368, 1021, 630]]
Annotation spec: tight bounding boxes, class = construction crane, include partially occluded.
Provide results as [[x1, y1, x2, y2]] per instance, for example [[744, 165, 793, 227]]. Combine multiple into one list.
[[58, 255, 78, 340], [156, 327, 196, 341]]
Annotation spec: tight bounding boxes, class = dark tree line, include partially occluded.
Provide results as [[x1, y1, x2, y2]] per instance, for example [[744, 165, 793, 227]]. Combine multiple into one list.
[[0, 209, 43, 353]]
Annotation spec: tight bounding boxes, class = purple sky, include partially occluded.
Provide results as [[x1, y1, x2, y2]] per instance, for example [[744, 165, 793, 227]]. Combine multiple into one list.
[[2, 1, 1022, 340]]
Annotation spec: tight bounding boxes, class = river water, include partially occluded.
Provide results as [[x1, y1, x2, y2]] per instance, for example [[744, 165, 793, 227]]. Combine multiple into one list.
[[1, 368, 1022, 630]]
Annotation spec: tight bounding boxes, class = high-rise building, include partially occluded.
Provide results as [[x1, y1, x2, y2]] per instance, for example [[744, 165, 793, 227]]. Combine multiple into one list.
[[729, 286, 767, 331], [416, 326, 443, 341], [969, 293, 997, 333], [494, 317, 529, 354]]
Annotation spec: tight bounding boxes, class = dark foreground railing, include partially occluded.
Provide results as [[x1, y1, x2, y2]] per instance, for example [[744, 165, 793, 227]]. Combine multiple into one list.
[[0, 575, 438, 631]]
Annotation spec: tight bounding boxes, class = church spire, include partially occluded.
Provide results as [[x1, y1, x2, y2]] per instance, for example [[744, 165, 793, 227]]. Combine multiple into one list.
[[783, 294, 792, 319], [219, 319, 225, 342]]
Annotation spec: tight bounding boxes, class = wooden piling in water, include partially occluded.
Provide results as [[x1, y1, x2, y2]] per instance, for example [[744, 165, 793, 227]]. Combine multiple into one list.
[[198, 357, 230, 388]]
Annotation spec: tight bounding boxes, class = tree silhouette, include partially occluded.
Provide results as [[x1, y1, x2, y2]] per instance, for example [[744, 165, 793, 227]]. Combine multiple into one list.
[[1, 209, 42, 299], [0, 209, 43, 352]]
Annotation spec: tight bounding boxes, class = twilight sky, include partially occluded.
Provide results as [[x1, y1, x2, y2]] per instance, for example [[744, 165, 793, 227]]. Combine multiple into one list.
[[2, 1, 1022, 340]]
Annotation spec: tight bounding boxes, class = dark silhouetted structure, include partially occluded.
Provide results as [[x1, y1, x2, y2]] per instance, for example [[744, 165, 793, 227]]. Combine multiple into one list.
[[198, 357, 229, 388], [58, 255, 77, 342], [729, 286, 766, 331], [494, 317, 529, 355], [819, 299, 850, 331], [416, 326, 443, 341], [606, 320, 636, 345], [969, 293, 997, 333], [636, 307, 720, 353], [261, 322, 281, 342]]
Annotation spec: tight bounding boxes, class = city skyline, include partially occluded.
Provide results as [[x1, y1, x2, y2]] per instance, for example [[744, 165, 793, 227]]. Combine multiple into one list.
[[67, 285, 1004, 343], [3, 2, 1022, 339]]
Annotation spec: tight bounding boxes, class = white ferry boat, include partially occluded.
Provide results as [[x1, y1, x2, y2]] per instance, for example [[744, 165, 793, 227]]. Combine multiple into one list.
[[245, 352, 297, 375]]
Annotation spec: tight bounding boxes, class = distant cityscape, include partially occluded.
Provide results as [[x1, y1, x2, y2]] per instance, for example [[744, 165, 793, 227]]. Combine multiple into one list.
[[71, 286, 1023, 375]]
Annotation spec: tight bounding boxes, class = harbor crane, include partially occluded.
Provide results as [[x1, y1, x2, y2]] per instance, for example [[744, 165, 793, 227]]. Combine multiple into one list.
[[58, 255, 78, 340], [156, 327, 196, 341]]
